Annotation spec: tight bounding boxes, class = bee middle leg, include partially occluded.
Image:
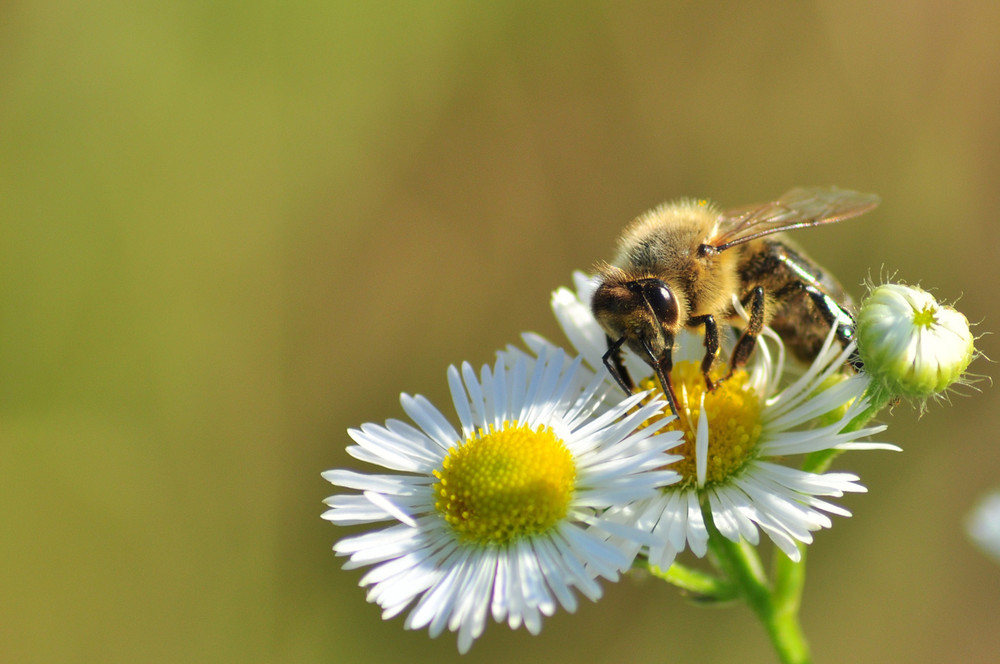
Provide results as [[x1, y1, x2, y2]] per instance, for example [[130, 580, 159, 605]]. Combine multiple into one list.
[[727, 286, 766, 378], [688, 314, 720, 391]]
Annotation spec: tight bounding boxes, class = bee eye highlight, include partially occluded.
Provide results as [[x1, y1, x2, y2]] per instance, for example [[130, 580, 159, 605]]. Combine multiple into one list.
[[642, 280, 678, 327]]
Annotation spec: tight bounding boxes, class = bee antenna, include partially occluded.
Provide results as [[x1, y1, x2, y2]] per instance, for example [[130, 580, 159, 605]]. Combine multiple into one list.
[[697, 243, 719, 258]]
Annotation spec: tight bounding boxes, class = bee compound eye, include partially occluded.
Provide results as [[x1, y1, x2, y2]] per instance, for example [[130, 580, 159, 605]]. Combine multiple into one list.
[[644, 281, 678, 326]]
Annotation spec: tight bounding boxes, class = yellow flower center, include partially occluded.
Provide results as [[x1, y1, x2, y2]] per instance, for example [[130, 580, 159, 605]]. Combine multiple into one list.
[[912, 304, 938, 328], [432, 422, 576, 545], [640, 361, 762, 488]]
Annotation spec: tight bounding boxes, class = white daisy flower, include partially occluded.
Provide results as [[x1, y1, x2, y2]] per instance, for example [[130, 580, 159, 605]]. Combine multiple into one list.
[[322, 346, 684, 652], [545, 271, 898, 567], [967, 489, 1000, 562]]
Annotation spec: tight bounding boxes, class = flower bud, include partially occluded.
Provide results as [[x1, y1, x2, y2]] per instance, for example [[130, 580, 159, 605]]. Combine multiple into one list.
[[856, 283, 975, 401]]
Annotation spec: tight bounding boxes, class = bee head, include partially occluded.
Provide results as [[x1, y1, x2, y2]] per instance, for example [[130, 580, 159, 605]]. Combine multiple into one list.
[[591, 267, 688, 362]]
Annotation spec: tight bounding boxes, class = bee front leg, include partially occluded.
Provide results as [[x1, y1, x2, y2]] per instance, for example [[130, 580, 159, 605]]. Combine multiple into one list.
[[639, 337, 679, 418], [728, 286, 766, 377], [688, 314, 720, 391], [602, 335, 635, 395], [656, 354, 680, 418]]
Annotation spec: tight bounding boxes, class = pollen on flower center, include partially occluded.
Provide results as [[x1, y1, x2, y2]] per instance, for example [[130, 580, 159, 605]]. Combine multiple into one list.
[[432, 422, 576, 546], [640, 361, 762, 487]]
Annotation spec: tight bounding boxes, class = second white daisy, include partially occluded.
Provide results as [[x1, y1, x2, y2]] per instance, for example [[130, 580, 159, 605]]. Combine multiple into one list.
[[547, 271, 898, 568]]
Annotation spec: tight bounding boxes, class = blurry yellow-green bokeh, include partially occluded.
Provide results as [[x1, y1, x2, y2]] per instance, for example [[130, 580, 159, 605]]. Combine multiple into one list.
[[3, 2, 999, 663]]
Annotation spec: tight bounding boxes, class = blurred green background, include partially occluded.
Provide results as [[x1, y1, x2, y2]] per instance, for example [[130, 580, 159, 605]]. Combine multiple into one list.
[[3, 2, 999, 662]]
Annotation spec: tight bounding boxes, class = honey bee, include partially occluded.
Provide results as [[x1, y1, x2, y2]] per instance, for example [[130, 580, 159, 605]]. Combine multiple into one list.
[[591, 186, 879, 415]]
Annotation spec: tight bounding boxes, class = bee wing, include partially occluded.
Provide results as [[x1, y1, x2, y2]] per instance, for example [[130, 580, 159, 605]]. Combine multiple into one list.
[[712, 186, 880, 251]]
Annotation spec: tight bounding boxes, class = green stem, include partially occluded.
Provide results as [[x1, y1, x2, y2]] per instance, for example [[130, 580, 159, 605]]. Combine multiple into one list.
[[643, 560, 738, 602], [772, 546, 806, 617], [766, 386, 890, 659], [771, 545, 809, 660], [704, 506, 812, 664]]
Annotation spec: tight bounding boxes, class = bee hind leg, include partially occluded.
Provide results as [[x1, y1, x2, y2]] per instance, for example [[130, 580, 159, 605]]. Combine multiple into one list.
[[726, 286, 766, 379], [803, 287, 863, 372]]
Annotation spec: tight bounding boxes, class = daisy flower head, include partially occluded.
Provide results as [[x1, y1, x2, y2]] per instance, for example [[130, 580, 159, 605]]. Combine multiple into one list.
[[322, 346, 684, 652], [966, 489, 1000, 563], [855, 282, 978, 407], [545, 271, 898, 568]]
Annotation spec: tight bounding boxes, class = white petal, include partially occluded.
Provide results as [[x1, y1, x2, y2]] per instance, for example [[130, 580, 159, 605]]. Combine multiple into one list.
[[399, 394, 460, 449], [695, 395, 709, 488], [448, 365, 474, 435], [460, 362, 487, 430], [552, 285, 608, 371], [362, 490, 418, 527], [322, 468, 424, 494]]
